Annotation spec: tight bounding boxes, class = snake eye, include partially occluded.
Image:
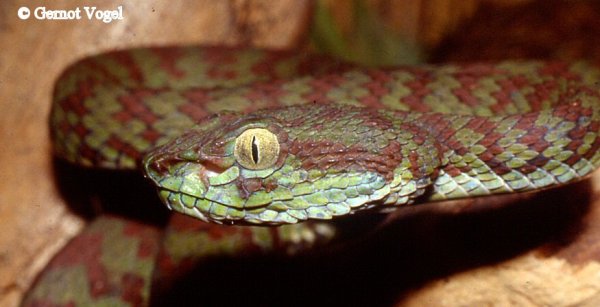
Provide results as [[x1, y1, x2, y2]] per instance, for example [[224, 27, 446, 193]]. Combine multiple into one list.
[[234, 128, 279, 170]]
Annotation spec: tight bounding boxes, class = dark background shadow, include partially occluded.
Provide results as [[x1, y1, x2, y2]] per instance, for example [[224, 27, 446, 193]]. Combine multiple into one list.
[[52, 158, 171, 226], [148, 181, 591, 306]]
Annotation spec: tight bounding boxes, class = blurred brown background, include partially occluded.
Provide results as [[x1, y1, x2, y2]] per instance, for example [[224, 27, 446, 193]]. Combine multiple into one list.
[[2, 0, 600, 306]]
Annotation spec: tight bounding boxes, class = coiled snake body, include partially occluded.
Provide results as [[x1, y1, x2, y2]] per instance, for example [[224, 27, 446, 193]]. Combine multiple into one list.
[[24, 46, 600, 305]]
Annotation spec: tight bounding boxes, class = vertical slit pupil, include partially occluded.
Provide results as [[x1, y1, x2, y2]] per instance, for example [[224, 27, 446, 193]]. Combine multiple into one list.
[[251, 135, 259, 164]]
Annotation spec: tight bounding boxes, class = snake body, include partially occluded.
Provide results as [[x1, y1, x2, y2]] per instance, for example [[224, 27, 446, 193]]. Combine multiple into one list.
[[52, 47, 600, 225], [24, 46, 600, 305]]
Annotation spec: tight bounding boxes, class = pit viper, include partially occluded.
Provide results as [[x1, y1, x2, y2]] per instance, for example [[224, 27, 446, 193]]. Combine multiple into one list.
[[22, 46, 600, 306]]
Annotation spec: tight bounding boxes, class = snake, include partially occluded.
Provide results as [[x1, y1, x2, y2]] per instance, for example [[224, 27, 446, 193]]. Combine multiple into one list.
[[22, 46, 600, 306]]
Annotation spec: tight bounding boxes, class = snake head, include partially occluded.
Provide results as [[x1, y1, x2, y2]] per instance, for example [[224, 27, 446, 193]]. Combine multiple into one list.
[[143, 104, 439, 225]]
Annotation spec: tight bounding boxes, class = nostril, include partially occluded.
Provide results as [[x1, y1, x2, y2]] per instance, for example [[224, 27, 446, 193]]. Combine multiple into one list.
[[142, 154, 169, 178], [152, 160, 166, 174]]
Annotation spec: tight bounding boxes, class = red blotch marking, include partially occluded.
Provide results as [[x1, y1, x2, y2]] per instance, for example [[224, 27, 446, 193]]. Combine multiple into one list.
[[531, 141, 550, 153], [244, 81, 287, 102], [552, 102, 588, 122], [297, 54, 357, 76], [357, 109, 395, 130], [401, 76, 433, 112], [581, 105, 594, 117], [488, 144, 506, 155], [111, 52, 145, 84], [529, 154, 550, 167], [112, 111, 132, 122], [291, 139, 405, 181], [519, 127, 547, 145], [183, 88, 211, 105], [458, 165, 473, 174], [56, 121, 71, 135], [251, 51, 293, 79], [180, 89, 214, 121], [565, 153, 583, 166], [585, 135, 600, 160], [208, 68, 238, 80], [202, 47, 239, 65], [155, 250, 178, 281], [51, 238, 104, 264], [198, 48, 241, 82], [527, 80, 560, 111], [431, 114, 534, 178], [120, 273, 146, 306], [359, 95, 386, 109], [417, 113, 450, 134], [452, 72, 483, 108], [465, 117, 486, 130], [59, 80, 95, 117], [446, 139, 467, 155], [479, 120, 499, 134], [27, 299, 77, 307], [443, 165, 462, 177], [72, 123, 89, 139], [478, 132, 503, 147], [407, 150, 421, 173], [303, 77, 336, 103], [566, 106, 584, 122], [568, 126, 587, 140], [153, 248, 206, 292], [478, 151, 494, 162], [358, 70, 393, 109], [152, 48, 186, 79], [114, 90, 160, 125], [439, 128, 458, 142], [106, 136, 142, 161], [453, 87, 479, 107], [539, 62, 578, 80], [141, 129, 161, 145], [122, 222, 160, 259], [492, 164, 512, 175], [565, 139, 583, 152], [491, 76, 529, 113], [80, 143, 99, 164], [490, 91, 511, 114], [514, 114, 538, 130], [412, 135, 426, 145], [519, 164, 538, 174]]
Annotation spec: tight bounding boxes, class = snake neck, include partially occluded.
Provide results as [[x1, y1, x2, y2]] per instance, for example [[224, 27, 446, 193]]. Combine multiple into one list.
[[389, 88, 600, 201]]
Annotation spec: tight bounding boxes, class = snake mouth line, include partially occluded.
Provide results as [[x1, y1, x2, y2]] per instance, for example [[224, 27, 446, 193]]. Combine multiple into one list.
[[146, 162, 272, 213], [157, 186, 272, 212]]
